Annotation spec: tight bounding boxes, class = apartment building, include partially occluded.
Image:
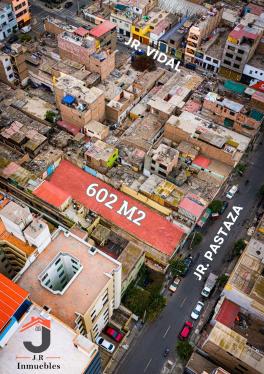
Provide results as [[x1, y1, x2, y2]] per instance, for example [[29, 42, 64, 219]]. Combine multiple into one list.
[[84, 120, 109, 140], [17, 227, 122, 342], [143, 143, 179, 178], [54, 74, 105, 128], [0, 274, 101, 374], [89, 20, 117, 52], [220, 24, 263, 81], [4, 0, 30, 28], [58, 31, 115, 80], [0, 43, 28, 85], [0, 1, 17, 41], [202, 92, 263, 138], [185, 6, 223, 64]]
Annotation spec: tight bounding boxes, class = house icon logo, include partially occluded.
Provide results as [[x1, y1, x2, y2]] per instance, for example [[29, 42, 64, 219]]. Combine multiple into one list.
[[20, 317, 51, 354]]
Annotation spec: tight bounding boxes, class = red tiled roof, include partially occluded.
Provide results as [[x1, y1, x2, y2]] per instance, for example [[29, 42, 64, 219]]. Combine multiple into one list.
[[74, 27, 89, 37], [49, 160, 184, 256], [193, 155, 211, 169], [251, 81, 264, 93], [215, 299, 240, 328], [33, 180, 71, 209], [89, 21, 116, 38], [0, 274, 29, 330]]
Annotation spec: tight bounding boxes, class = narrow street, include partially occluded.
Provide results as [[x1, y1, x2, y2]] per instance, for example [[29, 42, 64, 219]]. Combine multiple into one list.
[[116, 137, 264, 374]]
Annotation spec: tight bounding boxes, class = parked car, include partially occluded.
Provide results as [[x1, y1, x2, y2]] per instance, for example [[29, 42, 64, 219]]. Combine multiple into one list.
[[191, 301, 204, 320], [21, 25, 31, 33], [64, 1, 73, 8], [220, 201, 229, 215], [226, 185, 238, 199], [169, 277, 181, 292], [105, 327, 123, 342], [178, 321, 193, 340], [95, 337, 115, 353], [180, 256, 193, 276]]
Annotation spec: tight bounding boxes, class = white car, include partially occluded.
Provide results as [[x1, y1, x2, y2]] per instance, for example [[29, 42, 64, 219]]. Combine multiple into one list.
[[169, 277, 181, 292], [96, 336, 115, 353], [226, 185, 238, 199], [21, 25, 32, 33], [191, 301, 204, 320]]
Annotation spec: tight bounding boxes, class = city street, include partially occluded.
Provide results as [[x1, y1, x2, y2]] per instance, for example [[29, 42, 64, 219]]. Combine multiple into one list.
[[116, 137, 264, 374]]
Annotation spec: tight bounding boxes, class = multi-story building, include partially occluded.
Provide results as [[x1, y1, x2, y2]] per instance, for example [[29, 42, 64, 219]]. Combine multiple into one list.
[[4, 0, 30, 28], [0, 43, 28, 86], [106, 89, 134, 124], [202, 92, 263, 138], [219, 24, 263, 81], [58, 30, 116, 80], [143, 143, 179, 178], [54, 74, 105, 128], [0, 1, 17, 41], [89, 20, 117, 52], [0, 274, 101, 374], [185, 6, 223, 64], [17, 227, 122, 342]]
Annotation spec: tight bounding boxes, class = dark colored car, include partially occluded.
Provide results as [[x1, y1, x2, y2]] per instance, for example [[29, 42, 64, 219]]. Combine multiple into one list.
[[105, 327, 123, 342], [178, 321, 193, 340], [64, 1, 73, 8], [181, 256, 193, 276], [220, 201, 229, 215]]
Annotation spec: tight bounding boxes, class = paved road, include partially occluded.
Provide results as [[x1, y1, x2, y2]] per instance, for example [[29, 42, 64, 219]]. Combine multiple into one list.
[[116, 137, 264, 374]]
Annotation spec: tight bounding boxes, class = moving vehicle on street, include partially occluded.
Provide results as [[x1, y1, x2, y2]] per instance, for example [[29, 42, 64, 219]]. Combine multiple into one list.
[[163, 348, 170, 357], [178, 321, 193, 340], [180, 256, 193, 276], [226, 185, 239, 199], [105, 327, 124, 342], [169, 277, 181, 292], [96, 337, 115, 353], [191, 301, 204, 320], [201, 273, 218, 298]]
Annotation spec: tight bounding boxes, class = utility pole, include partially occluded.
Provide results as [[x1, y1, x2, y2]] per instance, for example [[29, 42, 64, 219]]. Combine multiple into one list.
[[76, 0, 80, 15]]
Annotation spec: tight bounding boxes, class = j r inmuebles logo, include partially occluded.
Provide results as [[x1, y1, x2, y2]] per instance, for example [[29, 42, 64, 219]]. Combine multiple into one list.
[[17, 316, 61, 371]]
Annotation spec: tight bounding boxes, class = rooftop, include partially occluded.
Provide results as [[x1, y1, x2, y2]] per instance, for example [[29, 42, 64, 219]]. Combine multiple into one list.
[[118, 242, 144, 280], [1, 303, 99, 374], [151, 144, 179, 165], [59, 31, 95, 50], [49, 160, 184, 256], [229, 23, 261, 41], [33, 180, 71, 209], [0, 274, 29, 331], [178, 193, 206, 219], [85, 140, 117, 162], [18, 229, 120, 329], [89, 20, 116, 38], [0, 201, 32, 227]]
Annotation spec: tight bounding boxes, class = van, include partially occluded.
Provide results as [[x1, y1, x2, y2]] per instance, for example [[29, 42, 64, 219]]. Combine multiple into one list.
[[226, 185, 238, 199]]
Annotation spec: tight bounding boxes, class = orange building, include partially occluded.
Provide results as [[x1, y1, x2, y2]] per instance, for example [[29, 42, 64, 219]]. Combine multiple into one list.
[[5, 0, 31, 28]]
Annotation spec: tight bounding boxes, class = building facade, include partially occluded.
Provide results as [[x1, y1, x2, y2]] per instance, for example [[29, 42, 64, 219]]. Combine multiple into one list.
[[5, 0, 30, 28], [0, 2, 17, 41]]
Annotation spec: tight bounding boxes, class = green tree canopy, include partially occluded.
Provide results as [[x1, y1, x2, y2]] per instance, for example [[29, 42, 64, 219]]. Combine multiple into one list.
[[169, 258, 186, 277], [176, 341, 193, 361], [208, 200, 223, 214]]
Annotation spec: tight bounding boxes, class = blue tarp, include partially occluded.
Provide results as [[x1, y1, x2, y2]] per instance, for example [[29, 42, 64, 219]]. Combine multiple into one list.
[[62, 95, 75, 105]]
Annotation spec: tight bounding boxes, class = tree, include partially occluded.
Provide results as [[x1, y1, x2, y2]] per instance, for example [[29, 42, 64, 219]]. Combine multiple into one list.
[[176, 341, 193, 361], [192, 232, 203, 247], [233, 239, 246, 256], [208, 200, 223, 214], [235, 163, 246, 175], [131, 54, 156, 72], [217, 274, 229, 287], [123, 288, 150, 318], [19, 34, 31, 43], [147, 294, 166, 321], [169, 258, 186, 277], [45, 110, 56, 123]]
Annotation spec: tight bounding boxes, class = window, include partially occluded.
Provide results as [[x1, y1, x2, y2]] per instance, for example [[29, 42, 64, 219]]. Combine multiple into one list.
[[238, 49, 244, 55], [135, 27, 139, 32], [227, 45, 235, 51], [205, 56, 211, 61], [233, 63, 240, 68], [226, 53, 233, 58], [58, 271, 64, 278], [229, 111, 235, 116], [159, 164, 167, 170], [213, 59, 218, 64], [57, 264, 63, 272], [159, 171, 166, 177], [223, 60, 231, 66], [249, 70, 253, 74], [235, 56, 242, 62]]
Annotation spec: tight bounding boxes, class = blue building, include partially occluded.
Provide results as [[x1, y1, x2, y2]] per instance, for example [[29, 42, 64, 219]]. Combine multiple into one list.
[[0, 1, 17, 41]]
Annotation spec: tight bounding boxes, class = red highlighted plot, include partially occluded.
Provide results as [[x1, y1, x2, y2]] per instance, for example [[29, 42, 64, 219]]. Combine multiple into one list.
[[49, 160, 184, 256]]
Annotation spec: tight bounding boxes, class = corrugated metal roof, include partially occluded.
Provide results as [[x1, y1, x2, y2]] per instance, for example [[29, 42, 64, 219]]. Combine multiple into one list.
[[216, 299, 240, 328], [0, 274, 29, 330], [224, 80, 246, 94]]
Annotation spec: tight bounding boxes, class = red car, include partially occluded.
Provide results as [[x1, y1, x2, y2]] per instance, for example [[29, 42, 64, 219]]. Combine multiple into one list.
[[105, 327, 123, 342], [178, 321, 193, 340]]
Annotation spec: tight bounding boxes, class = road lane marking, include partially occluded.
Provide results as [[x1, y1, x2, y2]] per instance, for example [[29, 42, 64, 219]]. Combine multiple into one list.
[[163, 325, 171, 338], [180, 297, 187, 308], [144, 358, 152, 372]]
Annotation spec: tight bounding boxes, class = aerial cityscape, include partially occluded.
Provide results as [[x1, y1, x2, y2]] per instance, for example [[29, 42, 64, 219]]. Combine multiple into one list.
[[0, 0, 264, 373]]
